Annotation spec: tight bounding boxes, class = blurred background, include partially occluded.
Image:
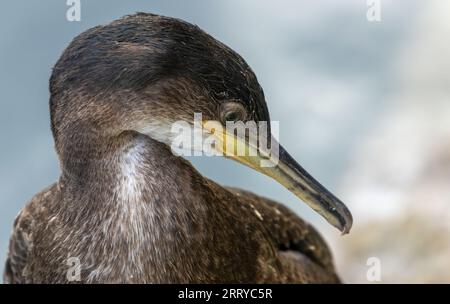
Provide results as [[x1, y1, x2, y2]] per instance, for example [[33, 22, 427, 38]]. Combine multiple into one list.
[[0, 0, 449, 283]]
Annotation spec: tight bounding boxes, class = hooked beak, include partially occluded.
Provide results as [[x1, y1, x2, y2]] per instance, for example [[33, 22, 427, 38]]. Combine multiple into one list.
[[203, 120, 353, 234]]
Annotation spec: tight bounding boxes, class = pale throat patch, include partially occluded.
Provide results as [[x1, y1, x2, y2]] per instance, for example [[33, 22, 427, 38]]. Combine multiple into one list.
[[133, 119, 175, 147], [116, 139, 148, 203]]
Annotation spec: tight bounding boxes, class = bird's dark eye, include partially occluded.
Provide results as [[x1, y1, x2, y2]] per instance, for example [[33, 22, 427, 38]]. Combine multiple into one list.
[[219, 101, 247, 124]]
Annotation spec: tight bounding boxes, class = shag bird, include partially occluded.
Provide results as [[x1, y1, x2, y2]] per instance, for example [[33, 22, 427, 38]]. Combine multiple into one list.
[[4, 13, 352, 283]]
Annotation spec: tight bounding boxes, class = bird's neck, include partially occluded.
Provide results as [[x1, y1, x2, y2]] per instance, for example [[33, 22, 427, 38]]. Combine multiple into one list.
[[57, 130, 210, 220], [55, 131, 220, 281]]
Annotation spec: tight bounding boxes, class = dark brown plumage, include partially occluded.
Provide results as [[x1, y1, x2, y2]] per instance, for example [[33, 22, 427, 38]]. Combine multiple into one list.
[[3, 13, 350, 283]]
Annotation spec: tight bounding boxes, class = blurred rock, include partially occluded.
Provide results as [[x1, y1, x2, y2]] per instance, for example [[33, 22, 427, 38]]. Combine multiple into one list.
[[334, 1, 450, 283]]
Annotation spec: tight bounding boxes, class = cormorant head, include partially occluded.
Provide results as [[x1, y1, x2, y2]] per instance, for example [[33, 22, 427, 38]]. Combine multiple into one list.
[[49, 13, 352, 233]]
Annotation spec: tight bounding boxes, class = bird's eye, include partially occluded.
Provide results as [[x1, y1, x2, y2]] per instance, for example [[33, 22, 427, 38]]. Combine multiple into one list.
[[219, 101, 247, 124]]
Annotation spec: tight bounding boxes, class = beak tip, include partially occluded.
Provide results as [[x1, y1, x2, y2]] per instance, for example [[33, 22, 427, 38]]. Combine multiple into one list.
[[338, 211, 353, 235], [340, 225, 351, 236]]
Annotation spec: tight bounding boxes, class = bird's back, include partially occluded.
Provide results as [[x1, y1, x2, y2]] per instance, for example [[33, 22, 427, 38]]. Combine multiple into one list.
[[221, 186, 340, 283], [4, 184, 57, 284], [4, 179, 340, 283]]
